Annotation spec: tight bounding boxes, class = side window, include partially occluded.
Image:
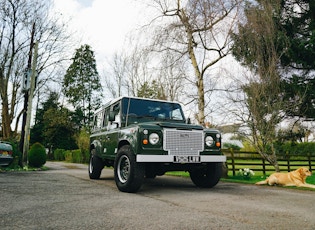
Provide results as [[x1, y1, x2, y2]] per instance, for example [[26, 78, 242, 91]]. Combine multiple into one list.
[[113, 103, 120, 114], [102, 109, 107, 128], [108, 102, 121, 130], [92, 112, 101, 131], [92, 115, 98, 131], [96, 111, 103, 129], [102, 107, 110, 130]]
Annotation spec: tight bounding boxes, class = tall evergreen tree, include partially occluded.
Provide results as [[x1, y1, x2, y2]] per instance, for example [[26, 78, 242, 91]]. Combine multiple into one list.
[[31, 92, 59, 145], [43, 106, 78, 151], [30, 92, 78, 155], [63, 44, 103, 129], [277, 0, 315, 120], [233, 0, 315, 121], [278, 0, 315, 71]]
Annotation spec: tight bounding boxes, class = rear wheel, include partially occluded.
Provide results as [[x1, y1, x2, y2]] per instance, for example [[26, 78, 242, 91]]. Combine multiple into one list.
[[88, 149, 103, 179], [114, 145, 145, 193], [189, 162, 222, 188]]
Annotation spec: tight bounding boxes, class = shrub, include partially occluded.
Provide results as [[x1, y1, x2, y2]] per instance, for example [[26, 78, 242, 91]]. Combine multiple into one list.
[[81, 149, 89, 164], [28, 142, 46, 167], [241, 141, 256, 152], [76, 129, 90, 163], [63, 149, 83, 163], [237, 168, 255, 180], [223, 143, 241, 151], [65, 150, 72, 162], [53, 149, 65, 161], [275, 142, 315, 156], [72, 149, 82, 163]]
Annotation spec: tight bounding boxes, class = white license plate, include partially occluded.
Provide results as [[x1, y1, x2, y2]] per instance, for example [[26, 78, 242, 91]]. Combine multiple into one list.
[[173, 156, 200, 163]]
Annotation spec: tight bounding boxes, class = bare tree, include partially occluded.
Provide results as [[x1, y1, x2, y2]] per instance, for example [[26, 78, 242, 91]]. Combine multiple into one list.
[[0, 0, 72, 139], [103, 52, 127, 98], [104, 44, 154, 98], [125, 46, 152, 97], [125, 46, 186, 101], [155, 51, 186, 101], [148, 0, 241, 125]]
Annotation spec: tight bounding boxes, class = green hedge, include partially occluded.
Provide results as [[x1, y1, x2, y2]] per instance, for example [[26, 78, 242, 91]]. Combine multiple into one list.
[[56, 149, 87, 163], [53, 149, 65, 161], [223, 143, 241, 151], [65, 150, 72, 162], [276, 142, 315, 156], [71, 149, 82, 163]]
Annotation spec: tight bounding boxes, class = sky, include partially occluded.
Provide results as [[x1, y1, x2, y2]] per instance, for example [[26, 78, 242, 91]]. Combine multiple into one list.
[[50, 0, 241, 125], [44, 0, 315, 134], [52, 0, 148, 65]]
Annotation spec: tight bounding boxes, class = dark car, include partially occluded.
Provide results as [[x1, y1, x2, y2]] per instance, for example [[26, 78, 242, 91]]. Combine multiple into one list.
[[0, 141, 13, 166]]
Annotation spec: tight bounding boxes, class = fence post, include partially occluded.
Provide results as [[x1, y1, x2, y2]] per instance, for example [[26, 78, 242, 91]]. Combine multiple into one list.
[[286, 152, 290, 172], [308, 153, 312, 171], [262, 158, 266, 176], [230, 148, 235, 176]]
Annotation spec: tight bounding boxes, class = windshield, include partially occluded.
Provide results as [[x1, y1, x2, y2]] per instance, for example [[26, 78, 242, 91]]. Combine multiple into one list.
[[121, 98, 185, 122]]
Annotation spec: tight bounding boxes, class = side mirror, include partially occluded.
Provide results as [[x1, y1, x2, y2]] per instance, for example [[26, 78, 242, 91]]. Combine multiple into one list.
[[186, 118, 191, 124]]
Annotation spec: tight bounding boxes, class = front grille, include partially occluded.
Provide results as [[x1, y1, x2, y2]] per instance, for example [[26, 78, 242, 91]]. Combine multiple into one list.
[[163, 129, 204, 155]]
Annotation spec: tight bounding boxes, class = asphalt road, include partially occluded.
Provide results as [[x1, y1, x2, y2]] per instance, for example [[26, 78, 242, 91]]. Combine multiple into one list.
[[1, 161, 315, 230]]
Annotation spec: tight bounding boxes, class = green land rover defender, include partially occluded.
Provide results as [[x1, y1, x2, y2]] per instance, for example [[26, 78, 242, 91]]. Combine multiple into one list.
[[89, 96, 226, 192]]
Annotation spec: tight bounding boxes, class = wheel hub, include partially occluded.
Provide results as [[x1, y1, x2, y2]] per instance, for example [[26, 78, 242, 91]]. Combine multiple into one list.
[[118, 155, 130, 183]]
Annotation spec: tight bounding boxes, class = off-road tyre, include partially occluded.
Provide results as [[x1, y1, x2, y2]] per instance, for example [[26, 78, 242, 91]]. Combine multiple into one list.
[[114, 145, 145, 193], [189, 162, 222, 188], [88, 149, 103, 179]]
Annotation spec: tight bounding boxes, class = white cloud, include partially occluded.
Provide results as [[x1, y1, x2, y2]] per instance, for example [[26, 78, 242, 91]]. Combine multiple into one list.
[[52, 0, 146, 64]]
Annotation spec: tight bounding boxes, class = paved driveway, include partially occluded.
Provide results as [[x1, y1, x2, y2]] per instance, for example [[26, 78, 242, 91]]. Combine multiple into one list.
[[1, 161, 315, 229]]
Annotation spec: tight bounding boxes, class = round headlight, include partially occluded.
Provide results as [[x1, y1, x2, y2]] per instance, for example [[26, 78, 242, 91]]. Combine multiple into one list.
[[205, 136, 214, 147], [149, 133, 160, 145]]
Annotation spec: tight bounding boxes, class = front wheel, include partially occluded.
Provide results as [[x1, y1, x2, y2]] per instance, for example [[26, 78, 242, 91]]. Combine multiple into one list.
[[114, 145, 145, 193], [88, 149, 104, 179], [189, 162, 223, 188]]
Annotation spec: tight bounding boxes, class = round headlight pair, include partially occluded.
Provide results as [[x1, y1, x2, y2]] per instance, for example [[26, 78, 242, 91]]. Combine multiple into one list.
[[205, 136, 215, 147], [149, 133, 160, 145]]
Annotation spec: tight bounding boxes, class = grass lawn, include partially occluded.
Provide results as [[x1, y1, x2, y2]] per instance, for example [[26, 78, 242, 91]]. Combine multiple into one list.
[[166, 171, 315, 190], [223, 171, 315, 184], [226, 159, 314, 172]]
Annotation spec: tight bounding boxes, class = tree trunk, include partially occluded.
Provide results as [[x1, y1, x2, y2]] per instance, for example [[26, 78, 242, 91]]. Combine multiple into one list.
[[197, 78, 205, 125], [1, 97, 12, 139], [260, 151, 280, 172], [181, 9, 205, 125]]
